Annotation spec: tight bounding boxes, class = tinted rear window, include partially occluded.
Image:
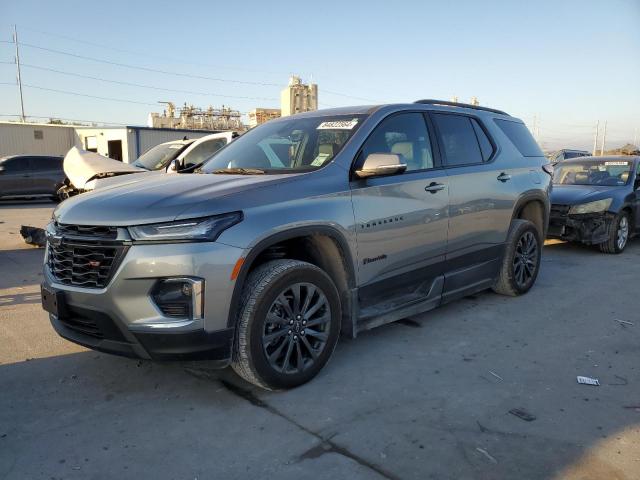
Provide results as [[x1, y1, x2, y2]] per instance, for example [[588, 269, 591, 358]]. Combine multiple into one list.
[[30, 156, 63, 169], [471, 119, 494, 161], [432, 114, 484, 166], [494, 119, 544, 157]]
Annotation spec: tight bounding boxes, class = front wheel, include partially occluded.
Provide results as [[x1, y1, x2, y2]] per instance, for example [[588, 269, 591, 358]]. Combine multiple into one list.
[[493, 219, 542, 296], [232, 260, 341, 390], [599, 211, 630, 254]]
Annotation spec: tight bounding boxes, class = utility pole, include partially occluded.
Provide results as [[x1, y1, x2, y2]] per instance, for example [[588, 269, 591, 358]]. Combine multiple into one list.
[[600, 120, 607, 156], [633, 127, 638, 148], [532, 115, 538, 141], [592, 120, 599, 156], [13, 25, 25, 122]]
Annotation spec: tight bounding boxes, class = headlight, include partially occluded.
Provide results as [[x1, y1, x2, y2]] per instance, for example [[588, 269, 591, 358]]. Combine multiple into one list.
[[568, 198, 613, 215], [128, 212, 242, 242]]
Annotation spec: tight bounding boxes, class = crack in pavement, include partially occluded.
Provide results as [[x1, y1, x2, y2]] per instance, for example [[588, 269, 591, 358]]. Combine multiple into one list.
[[218, 379, 402, 480]]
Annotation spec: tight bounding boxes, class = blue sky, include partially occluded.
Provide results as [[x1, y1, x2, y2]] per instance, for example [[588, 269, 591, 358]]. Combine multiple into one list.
[[1, 0, 638, 150]]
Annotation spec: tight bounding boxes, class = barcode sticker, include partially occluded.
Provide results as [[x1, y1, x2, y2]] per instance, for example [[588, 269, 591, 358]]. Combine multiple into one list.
[[317, 118, 359, 130]]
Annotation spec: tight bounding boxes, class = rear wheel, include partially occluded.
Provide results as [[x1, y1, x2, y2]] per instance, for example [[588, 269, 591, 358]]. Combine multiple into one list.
[[232, 260, 341, 390], [599, 211, 629, 254], [493, 219, 542, 296]]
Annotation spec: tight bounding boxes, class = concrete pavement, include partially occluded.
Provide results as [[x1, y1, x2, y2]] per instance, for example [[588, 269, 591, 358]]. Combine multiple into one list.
[[1, 201, 638, 479]]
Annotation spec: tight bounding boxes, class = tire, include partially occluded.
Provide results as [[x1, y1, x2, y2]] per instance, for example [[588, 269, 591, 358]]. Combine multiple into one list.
[[599, 211, 630, 254], [493, 219, 542, 297], [232, 259, 341, 390]]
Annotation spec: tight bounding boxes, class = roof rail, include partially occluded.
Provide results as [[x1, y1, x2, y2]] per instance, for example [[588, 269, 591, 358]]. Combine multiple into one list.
[[414, 99, 510, 116]]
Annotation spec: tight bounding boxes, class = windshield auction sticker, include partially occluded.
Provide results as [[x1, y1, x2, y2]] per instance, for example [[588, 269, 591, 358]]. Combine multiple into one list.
[[604, 161, 629, 166], [317, 118, 359, 130]]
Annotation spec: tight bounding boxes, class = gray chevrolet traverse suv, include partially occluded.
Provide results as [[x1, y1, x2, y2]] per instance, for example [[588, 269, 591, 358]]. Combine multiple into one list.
[[41, 100, 551, 390]]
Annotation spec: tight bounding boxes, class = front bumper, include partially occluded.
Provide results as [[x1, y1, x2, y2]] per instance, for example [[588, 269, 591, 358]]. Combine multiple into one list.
[[43, 240, 244, 362], [547, 209, 615, 245]]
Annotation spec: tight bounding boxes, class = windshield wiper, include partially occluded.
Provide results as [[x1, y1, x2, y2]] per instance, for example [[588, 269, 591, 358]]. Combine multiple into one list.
[[132, 162, 150, 171], [212, 168, 265, 175]]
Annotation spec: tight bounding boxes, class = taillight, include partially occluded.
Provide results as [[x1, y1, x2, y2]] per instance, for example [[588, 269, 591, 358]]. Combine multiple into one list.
[[542, 164, 554, 176]]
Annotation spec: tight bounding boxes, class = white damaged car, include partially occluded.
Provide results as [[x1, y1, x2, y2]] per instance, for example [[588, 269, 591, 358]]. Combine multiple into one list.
[[58, 132, 238, 198]]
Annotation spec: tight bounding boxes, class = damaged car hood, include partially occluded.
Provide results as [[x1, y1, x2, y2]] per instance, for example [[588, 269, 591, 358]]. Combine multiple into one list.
[[64, 147, 144, 189], [54, 171, 301, 226], [551, 185, 623, 205]]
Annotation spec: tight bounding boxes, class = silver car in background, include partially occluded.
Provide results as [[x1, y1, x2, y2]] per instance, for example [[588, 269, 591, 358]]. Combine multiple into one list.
[[41, 100, 552, 390]]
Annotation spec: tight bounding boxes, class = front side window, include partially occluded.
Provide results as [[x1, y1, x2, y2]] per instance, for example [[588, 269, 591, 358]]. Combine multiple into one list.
[[201, 115, 366, 173], [553, 160, 633, 186], [182, 138, 227, 168], [357, 113, 434, 172], [1, 158, 29, 172], [432, 113, 484, 166]]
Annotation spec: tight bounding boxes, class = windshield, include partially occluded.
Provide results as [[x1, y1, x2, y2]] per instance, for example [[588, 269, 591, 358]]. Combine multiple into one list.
[[554, 160, 633, 186], [201, 114, 367, 173], [133, 142, 190, 170]]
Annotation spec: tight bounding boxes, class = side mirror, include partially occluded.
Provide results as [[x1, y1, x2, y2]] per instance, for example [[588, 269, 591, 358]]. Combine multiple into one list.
[[167, 159, 181, 174], [354, 153, 407, 179]]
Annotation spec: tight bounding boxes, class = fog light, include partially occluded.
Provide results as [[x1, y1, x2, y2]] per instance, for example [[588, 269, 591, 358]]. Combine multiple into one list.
[[151, 278, 204, 320]]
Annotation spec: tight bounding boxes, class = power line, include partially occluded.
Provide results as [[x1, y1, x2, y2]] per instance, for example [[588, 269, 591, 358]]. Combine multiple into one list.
[[15, 25, 288, 76], [0, 40, 283, 87], [0, 81, 158, 106], [322, 88, 380, 103], [0, 112, 139, 125], [0, 61, 279, 101], [0, 39, 384, 104]]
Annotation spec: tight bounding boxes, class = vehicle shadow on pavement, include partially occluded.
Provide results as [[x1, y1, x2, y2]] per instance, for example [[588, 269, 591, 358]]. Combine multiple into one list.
[[0, 199, 56, 208], [0, 248, 45, 291], [0, 291, 41, 306]]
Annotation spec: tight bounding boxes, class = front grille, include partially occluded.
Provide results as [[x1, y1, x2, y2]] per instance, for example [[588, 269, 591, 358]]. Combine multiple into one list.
[[55, 222, 118, 240], [47, 223, 128, 289], [59, 315, 104, 339]]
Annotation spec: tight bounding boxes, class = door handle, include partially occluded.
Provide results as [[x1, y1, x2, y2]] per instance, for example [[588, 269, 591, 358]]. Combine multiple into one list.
[[497, 172, 511, 182], [425, 182, 445, 193]]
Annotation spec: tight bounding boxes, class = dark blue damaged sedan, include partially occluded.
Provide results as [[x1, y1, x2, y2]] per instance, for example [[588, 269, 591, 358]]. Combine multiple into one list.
[[548, 156, 640, 253]]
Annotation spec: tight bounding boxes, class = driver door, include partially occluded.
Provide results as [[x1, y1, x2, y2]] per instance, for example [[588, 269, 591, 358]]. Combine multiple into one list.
[[350, 112, 449, 309]]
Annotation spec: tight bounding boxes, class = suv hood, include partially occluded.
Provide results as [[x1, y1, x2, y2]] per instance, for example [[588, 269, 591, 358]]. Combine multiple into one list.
[[64, 147, 144, 189], [551, 185, 622, 205], [54, 171, 299, 226]]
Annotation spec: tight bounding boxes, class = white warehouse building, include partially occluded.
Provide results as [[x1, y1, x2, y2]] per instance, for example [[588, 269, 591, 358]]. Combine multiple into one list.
[[0, 122, 221, 163]]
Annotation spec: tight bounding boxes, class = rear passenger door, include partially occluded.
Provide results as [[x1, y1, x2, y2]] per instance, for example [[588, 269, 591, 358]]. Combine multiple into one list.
[[430, 113, 518, 299], [350, 112, 449, 309], [30, 157, 63, 194]]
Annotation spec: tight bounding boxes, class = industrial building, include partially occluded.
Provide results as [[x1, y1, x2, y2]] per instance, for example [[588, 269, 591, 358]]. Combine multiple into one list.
[[248, 108, 282, 127], [281, 76, 318, 117], [0, 122, 77, 157], [148, 102, 244, 131], [0, 121, 219, 163]]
